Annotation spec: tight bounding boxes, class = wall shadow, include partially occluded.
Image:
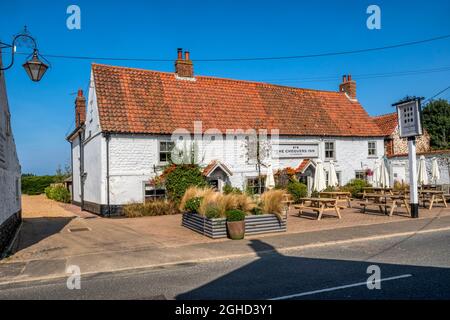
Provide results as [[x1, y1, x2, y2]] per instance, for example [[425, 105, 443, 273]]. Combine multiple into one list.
[[177, 239, 450, 300], [14, 217, 74, 251]]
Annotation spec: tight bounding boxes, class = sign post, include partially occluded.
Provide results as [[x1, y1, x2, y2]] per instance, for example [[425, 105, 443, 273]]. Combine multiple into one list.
[[392, 97, 424, 218]]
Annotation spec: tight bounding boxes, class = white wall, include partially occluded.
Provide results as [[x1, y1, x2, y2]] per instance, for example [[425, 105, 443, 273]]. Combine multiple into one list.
[[0, 65, 21, 226], [104, 134, 384, 205], [71, 135, 81, 203], [83, 133, 103, 203]]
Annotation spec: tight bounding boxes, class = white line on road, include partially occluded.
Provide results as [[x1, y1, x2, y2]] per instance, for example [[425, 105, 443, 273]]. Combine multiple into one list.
[[269, 274, 413, 300]]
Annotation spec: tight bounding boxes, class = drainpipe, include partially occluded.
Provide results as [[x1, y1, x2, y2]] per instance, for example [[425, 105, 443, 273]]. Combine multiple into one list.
[[79, 131, 85, 210], [105, 133, 111, 217]]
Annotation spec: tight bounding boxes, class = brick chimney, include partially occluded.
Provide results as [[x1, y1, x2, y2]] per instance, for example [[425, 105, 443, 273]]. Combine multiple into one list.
[[339, 74, 356, 99], [75, 89, 86, 127], [175, 48, 194, 78]]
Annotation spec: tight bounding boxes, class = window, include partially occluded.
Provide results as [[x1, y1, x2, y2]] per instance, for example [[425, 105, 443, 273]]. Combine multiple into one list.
[[159, 141, 175, 163], [368, 141, 377, 157], [355, 171, 366, 180], [246, 177, 266, 195], [144, 183, 166, 201], [5, 112, 11, 136], [325, 141, 335, 160]]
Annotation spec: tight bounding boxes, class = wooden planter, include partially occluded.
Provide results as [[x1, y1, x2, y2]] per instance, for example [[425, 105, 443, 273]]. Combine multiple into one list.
[[182, 213, 286, 239]]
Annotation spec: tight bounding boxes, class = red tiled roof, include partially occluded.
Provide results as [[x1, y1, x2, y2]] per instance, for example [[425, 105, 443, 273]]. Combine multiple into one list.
[[92, 63, 384, 137], [202, 160, 232, 177], [295, 159, 313, 173], [372, 112, 398, 136]]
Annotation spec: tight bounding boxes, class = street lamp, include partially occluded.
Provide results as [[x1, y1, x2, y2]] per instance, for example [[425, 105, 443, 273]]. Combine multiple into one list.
[[0, 27, 49, 82]]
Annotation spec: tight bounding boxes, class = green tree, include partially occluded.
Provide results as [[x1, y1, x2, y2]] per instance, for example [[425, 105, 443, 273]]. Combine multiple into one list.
[[422, 99, 450, 150]]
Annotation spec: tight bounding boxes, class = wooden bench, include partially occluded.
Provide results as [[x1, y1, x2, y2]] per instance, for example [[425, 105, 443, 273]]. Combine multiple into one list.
[[294, 198, 341, 220]]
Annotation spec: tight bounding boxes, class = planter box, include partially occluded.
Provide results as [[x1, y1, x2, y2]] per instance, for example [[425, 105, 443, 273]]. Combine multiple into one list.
[[182, 213, 286, 239]]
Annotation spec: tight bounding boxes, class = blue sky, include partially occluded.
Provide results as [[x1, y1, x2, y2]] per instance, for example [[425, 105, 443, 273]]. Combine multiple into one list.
[[1, 0, 449, 175]]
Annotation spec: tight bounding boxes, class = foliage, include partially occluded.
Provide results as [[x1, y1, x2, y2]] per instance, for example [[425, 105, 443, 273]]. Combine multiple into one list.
[[342, 179, 371, 198], [44, 185, 71, 203], [250, 206, 263, 215], [274, 167, 297, 188], [164, 164, 207, 203], [22, 175, 56, 195], [222, 184, 242, 195], [286, 181, 307, 203], [123, 200, 180, 218], [184, 197, 203, 213], [260, 189, 285, 219], [422, 99, 450, 150], [393, 181, 409, 191], [204, 204, 222, 219], [226, 209, 246, 222]]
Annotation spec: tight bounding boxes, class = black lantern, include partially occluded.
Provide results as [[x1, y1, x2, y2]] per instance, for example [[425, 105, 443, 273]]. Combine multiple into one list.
[[22, 50, 48, 82]]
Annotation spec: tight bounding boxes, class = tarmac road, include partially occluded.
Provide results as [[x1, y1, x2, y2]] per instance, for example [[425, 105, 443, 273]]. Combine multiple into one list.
[[1, 228, 449, 300]]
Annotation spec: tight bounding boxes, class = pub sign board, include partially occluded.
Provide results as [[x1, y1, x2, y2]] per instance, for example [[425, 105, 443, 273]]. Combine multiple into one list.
[[395, 99, 423, 138], [274, 143, 319, 158]]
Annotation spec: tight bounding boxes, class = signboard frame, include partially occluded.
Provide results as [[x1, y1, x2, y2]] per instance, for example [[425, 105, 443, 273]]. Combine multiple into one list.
[[274, 142, 319, 159], [395, 99, 423, 138]]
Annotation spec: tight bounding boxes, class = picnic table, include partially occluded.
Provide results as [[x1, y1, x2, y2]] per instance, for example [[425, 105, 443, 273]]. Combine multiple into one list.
[[419, 190, 448, 210], [294, 197, 341, 220], [319, 191, 352, 208], [358, 193, 410, 216], [362, 187, 394, 195]]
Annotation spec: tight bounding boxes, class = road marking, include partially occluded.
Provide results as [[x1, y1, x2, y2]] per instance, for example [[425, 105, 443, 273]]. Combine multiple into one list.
[[269, 274, 412, 300]]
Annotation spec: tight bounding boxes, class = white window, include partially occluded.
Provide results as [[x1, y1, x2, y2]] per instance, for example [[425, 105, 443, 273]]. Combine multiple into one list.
[[144, 183, 166, 202], [355, 171, 366, 180], [368, 141, 377, 157], [325, 141, 335, 160], [159, 141, 175, 163]]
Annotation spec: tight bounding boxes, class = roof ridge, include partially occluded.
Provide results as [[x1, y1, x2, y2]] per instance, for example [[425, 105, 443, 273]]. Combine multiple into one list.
[[91, 62, 341, 94]]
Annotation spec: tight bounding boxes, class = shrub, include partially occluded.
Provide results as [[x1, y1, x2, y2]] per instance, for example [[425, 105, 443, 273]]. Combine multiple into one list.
[[251, 206, 263, 215], [205, 204, 222, 219], [44, 185, 71, 203], [22, 175, 56, 195], [123, 200, 180, 218], [287, 181, 307, 203], [226, 209, 246, 222], [184, 197, 203, 213], [342, 179, 372, 198], [223, 184, 242, 195], [260, 189, 285, 218], [179, 186, 214, 212], [164, 164, 207, 203]]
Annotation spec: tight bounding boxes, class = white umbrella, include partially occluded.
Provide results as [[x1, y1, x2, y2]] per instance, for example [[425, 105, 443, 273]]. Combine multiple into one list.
[[313, 159, 327, 192], [379, 159, 390, 188], [328, 160, 339, 188], [431, 157, 440, 184], [265, 163, 275, 190], [373, 160, 381, 187], [417, 155, 428, 186]]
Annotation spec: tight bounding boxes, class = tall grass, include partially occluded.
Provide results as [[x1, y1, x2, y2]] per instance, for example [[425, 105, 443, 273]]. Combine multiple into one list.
[[261, 189, 285, 219]]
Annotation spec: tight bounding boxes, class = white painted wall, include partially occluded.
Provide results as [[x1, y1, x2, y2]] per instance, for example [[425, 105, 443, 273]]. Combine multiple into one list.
[[104, 134, 384, 205], [83, 133, 103, 203], [71, 135, 81, 203], [0, 63, 21, 226]]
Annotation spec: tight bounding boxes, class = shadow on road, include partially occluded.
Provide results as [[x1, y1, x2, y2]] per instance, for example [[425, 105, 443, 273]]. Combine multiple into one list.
[[14, 217, 74, 252], [177, 239, 450, 300]]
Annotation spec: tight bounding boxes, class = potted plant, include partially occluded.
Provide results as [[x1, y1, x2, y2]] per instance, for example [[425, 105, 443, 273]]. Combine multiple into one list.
[[226, 209, 246, 240]]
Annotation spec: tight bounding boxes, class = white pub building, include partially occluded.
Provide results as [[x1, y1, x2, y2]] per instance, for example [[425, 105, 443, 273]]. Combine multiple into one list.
[[67, 49, 385, 215]]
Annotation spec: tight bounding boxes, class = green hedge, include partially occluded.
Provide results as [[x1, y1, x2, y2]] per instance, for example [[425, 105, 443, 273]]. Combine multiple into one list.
[[45, 185, 71, 203], [165, 165, 207, 203], [22, 175, 56, 195], [287, 181, 307, 203]]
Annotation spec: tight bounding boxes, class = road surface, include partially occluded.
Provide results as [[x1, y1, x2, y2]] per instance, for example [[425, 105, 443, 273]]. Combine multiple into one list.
[[1, 229, 449, 299]]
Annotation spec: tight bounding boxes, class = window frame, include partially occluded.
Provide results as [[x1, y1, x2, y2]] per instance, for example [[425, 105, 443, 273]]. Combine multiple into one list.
[[158, 140, 175, 164], [355, 170, 366, 180], [368, 141, 377, 157], [324, 141, 335, 160], [246, 176, 266, 195], [143, 182, 166, 202]]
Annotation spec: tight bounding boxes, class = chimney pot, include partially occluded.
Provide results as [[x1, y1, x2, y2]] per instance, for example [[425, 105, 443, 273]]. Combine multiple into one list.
[[177, 48, 183, 60], [175, 48, 194, 78], [348, 74, 352, 81], [339, 75, 356, 99]]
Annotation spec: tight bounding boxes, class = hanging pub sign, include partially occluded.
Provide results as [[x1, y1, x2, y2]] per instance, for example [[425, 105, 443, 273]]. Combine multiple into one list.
[[394, 98, 423, 138], [274, 143, 319, 158]]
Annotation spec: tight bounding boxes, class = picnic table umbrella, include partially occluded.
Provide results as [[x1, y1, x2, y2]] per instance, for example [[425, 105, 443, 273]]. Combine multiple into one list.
[[328, 160, 339, 187], [373, 159, 381, 187], [265, 163, 276, 190], [313, 159, 327, 192], [417, 155, 428, 186], [379, 158, 390, 188], [431, 157, 440, 185]]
